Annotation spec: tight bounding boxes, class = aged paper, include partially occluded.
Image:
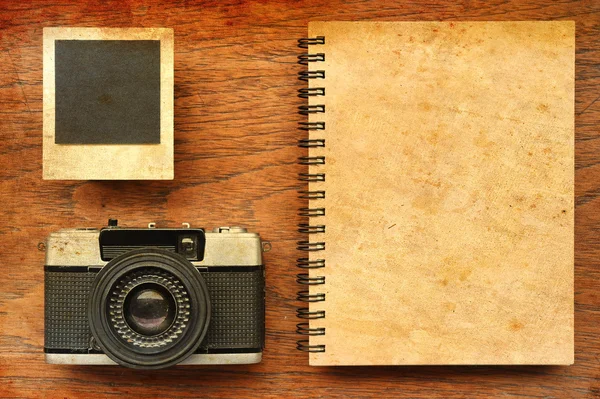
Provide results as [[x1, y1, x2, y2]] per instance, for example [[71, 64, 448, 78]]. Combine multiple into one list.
[[43, 27, 174, 180], [307, 21, 574, 365]]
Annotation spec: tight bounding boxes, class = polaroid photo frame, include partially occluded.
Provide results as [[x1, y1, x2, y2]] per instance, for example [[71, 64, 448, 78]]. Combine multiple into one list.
[[43, 28, 174, 180]]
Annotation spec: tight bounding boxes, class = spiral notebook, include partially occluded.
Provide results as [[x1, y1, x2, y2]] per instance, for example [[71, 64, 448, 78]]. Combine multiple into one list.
[[297, 21, 574, 365]]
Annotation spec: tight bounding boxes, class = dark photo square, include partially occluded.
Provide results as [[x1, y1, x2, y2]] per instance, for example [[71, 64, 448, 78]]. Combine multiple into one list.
[[54, 40, 161, 144]]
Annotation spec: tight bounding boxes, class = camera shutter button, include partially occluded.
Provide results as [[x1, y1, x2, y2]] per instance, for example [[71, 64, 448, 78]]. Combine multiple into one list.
[[213, 226, 247, 233]]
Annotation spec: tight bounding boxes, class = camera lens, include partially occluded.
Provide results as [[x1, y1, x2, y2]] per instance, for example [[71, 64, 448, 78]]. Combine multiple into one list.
[[89, 248, 211, 369], [106, 268, 193, 353], [123, 283, 176, 336]]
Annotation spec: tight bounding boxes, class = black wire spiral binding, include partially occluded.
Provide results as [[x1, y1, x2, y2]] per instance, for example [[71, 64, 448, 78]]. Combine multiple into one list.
[[298, 173, 325, 182], [296, 242, 325, 251], [298, 207, 325, 217], [296, 273, 326, 284], [298, 156, 325, 165], [297, 224, 325, 233], [298, 139, 325, 148], [298, 105, 325, 115], [298, 70, 325, 81], [298, 87, 325, 98], [296, 323, 326, 335], [297, 291, 326, 302], [296, 36, 327, 354], [297, 53, 325, 65], [297, 191, 325, 200], [298, 36, 325, 48], [298, 122, 325, 130], [296, 308, 325, 319], [296, 258, 325, 269]]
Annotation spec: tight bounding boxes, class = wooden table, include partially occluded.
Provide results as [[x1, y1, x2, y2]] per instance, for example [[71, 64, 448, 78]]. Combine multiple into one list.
[[0, 1, 598, 397]]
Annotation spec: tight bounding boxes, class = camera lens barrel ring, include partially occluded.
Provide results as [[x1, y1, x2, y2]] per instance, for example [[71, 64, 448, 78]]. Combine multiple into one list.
[[110, 270, 187, 350], [88, 248, 211, 369]]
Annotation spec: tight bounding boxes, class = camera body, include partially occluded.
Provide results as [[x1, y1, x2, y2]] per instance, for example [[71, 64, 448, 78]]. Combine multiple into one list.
[[44, 222, 265, 369]]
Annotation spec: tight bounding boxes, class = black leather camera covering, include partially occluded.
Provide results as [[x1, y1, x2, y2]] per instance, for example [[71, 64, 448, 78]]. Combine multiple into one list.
[[44, 267, 265, 355]]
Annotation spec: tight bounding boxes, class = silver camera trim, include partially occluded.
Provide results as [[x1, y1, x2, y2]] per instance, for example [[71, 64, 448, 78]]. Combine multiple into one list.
[[45, 226, 264, 267], [45, 353, 262, 365], [45, 225, 265, 366]]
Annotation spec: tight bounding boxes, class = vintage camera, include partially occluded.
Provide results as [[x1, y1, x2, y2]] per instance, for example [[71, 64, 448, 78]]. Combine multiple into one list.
[[44, 220, 266, 369]]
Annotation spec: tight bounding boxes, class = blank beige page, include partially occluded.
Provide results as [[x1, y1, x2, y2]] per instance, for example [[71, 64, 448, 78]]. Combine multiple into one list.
[[307, 21, 574, 365]]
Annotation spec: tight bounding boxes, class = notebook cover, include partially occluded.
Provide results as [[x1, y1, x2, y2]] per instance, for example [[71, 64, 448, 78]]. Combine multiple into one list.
[[306, 21, 574, 365]]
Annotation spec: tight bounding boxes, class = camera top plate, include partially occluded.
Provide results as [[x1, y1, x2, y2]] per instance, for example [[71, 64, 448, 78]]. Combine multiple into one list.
[[99, 227, 206, 261]]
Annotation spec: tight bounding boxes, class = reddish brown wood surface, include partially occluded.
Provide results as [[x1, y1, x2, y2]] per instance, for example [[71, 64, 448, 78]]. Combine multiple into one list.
[[0, 1, 598, 398]]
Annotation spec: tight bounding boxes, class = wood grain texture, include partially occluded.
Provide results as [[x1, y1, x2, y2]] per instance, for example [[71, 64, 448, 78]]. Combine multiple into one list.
[[0, 0, 597, 397]]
